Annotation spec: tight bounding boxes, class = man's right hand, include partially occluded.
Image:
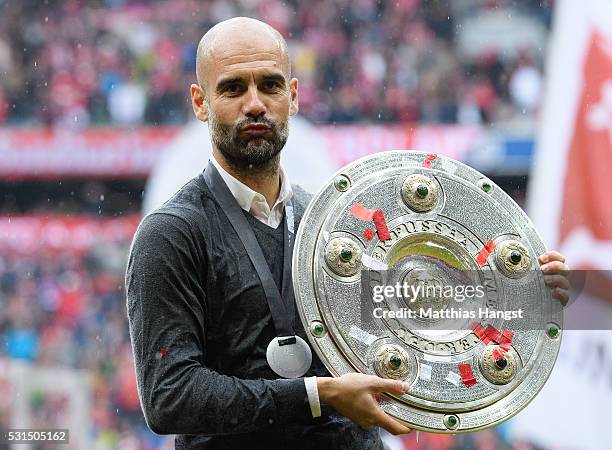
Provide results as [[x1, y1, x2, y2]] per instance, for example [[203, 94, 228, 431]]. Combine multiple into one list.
[[317, 373, 413, 435]]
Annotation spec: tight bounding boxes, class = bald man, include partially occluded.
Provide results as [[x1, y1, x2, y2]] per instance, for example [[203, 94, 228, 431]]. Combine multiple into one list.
[[126, 17, 571, 450]]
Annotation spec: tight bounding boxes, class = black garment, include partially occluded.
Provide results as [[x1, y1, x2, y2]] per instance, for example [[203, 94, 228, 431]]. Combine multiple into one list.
[[242, 211, 285, 291], [125, 171, 384, 450]]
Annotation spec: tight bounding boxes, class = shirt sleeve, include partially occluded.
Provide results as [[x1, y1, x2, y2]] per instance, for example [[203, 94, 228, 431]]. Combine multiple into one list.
[[125, 211, 313, 436], [304, 376, 322, 418]]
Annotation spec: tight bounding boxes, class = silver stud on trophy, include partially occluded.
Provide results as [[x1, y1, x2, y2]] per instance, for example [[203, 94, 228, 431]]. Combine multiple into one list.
[[324, 237, 362, 277], [494, 240, 532, 278], [401, 174, 438, 212], [479, 346, 518, 385], [373, 344, 411, 380]]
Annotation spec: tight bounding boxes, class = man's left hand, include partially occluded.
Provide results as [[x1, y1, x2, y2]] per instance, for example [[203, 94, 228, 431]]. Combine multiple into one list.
[[538, 250, 570, 306]]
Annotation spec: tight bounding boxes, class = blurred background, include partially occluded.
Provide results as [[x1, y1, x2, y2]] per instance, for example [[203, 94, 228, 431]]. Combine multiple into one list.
[[1, 0, 611, 449]]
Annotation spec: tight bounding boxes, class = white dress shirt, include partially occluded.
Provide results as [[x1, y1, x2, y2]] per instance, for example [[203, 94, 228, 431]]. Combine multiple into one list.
[[210, 155, 292, 228], [210, 155, 321, 417]]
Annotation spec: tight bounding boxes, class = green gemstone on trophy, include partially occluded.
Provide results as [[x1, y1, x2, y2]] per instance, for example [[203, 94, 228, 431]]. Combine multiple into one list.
[[340, 248, 353, 262], [337, 177, 349, 190], [389, 354, 402, 369], [548, 326, 559, 338], [481, 181, 492, 192], [416, 184, 429, 198], [313, 322, 324, 336], [448, 415, 457, 426], [509, 251, 522, 264], [495, 357, 508, 370]]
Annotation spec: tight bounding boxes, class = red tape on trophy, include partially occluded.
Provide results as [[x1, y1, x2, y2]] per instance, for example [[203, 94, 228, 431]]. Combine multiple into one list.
[[471, 323, 513, 350], [491, 348, 505, 362], [476, 240, 496, 266], [422, 153, 438, 168], [350, 203, 391, 241], [350, 203, 375, 221], [372, 210, 391, 241], [498, 330, 513, 351], [458, 363, 477, 388], [363, 228, 375, 241]]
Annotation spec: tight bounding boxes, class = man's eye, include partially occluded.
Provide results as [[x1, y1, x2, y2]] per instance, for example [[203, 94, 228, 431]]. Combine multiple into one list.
[[263, 81, 279, 90], [225, 84, 242, 94]]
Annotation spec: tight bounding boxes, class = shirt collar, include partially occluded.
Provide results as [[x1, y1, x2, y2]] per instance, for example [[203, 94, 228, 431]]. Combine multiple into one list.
[[210, 154, 293, 213]]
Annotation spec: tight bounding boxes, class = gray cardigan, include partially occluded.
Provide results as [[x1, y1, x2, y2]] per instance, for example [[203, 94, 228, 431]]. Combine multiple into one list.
[[125, 170, 383, 449]]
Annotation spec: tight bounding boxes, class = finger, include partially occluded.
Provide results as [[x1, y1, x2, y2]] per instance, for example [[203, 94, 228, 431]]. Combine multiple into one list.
[[551, 287, 569, 306], [375, 411, 413, 435], [544, 274, 570, 291], [540, 261, 570, 276], [538, 251, 565, 264], [370, 378, 410, 395]]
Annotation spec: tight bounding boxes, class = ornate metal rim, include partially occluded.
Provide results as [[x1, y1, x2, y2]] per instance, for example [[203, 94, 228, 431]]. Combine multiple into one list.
[[292, 150, 563, 433]]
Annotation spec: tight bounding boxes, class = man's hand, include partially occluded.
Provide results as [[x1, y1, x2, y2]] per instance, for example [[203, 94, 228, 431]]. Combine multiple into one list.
[[317, 373, 413, 435], [538, 250, 570, 305]]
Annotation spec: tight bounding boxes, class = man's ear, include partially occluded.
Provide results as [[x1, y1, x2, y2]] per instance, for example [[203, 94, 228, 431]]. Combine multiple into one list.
[[289, 78, 299, 116], [190, 84, 209, 122]]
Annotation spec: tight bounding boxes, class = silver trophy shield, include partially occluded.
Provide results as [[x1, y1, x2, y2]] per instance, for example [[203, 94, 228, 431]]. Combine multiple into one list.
[[292, 150, 563, 433]]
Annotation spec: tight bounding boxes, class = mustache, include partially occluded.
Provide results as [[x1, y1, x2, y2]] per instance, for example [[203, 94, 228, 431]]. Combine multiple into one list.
[[235, 116, 277, 131]]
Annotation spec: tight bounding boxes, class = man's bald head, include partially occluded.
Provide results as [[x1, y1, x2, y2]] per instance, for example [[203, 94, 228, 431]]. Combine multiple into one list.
[[195, 17, 291, 91], [189, 17, 299, 173]]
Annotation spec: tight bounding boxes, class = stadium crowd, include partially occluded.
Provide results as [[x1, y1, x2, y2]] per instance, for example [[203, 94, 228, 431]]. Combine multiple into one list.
[[0, 233, 159, 448], [0, 0, 551, 127]]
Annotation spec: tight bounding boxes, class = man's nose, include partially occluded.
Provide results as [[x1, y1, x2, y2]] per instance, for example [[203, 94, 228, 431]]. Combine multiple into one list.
[[242, 85, 266, 118]]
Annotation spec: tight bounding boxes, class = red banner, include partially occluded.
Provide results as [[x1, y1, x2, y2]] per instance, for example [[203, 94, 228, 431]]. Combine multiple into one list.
[[0, 215, 140, 254], [0, 127, 180, 179], [559, 31, 612, 269], [0, 124, 485, 179]]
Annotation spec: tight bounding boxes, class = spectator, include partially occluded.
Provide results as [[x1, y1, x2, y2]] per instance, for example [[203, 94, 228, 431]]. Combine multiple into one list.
[[0, 0, 552, 127]]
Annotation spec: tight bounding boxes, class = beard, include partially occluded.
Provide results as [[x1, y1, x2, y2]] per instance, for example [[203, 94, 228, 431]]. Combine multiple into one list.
[[207, 106, 289, 172]]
